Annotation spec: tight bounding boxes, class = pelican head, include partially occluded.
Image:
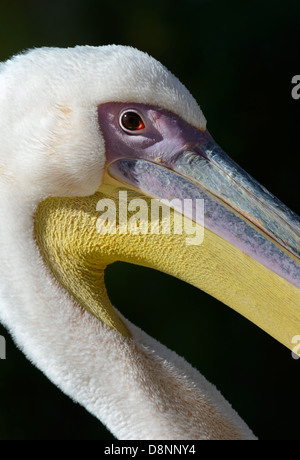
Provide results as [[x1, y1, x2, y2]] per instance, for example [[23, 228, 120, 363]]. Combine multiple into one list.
[[0, 45, 299, 439]]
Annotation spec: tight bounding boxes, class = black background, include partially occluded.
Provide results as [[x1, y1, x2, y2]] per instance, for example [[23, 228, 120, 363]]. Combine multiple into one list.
[[0, 0, 299, 440]]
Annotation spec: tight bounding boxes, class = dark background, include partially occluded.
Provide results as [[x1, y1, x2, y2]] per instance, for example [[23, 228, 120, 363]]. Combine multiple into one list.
[[0, 0, 299, 440]]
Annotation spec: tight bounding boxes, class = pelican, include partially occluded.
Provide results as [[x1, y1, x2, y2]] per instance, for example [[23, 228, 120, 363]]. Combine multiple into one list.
[[0, 45, 299, 440]]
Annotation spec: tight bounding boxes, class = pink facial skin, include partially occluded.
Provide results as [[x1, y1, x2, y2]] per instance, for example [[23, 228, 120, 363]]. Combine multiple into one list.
[[98, 102, 300, 288]]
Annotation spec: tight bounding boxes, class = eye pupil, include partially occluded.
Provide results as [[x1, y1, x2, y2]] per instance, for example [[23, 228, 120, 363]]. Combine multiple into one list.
[[121, 111, 145, 131]]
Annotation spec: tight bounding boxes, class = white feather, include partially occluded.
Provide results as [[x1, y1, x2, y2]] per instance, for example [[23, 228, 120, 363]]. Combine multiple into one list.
[[0, 45, 255, 439]]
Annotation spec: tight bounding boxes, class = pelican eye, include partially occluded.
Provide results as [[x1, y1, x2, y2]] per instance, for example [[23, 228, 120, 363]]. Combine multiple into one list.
[[120, 110, 145, 133]]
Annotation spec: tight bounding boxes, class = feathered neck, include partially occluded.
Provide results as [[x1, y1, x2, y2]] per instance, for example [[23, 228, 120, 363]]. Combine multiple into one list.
[[0, 181, 256, 439]]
